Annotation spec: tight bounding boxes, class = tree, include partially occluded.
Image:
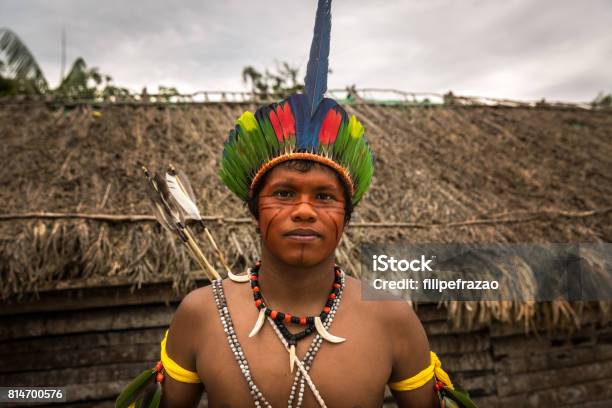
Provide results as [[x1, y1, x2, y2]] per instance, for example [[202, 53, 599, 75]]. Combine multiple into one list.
[[0, 28, 49, 94], [55, 57, 103, 99], [591, 92, 612, 110], [242, 61, 305, 99]]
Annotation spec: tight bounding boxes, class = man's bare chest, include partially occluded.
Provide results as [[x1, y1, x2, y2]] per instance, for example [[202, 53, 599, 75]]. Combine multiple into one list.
[[195, 283, 392, 407], [198, 328, 390, 407]]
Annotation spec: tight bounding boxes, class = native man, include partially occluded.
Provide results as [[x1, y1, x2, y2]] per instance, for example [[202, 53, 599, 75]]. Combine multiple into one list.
[[117, 1, 478, 407]]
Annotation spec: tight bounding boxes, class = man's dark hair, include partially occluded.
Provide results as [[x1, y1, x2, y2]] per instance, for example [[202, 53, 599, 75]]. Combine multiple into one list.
[[247, 160, 353, 225]]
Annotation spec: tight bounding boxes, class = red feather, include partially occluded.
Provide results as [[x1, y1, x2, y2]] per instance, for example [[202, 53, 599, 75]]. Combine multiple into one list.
[[319, 108, 342, 145], [268, 108, 284, 141], [276, 102, 296, 138]]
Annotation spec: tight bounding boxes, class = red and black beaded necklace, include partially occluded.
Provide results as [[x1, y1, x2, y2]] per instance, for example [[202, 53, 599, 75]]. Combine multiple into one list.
[[249, 260, 343, 347]]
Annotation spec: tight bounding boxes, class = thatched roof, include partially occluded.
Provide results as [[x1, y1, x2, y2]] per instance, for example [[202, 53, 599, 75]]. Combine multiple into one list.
[[1, 100, 610, 329]]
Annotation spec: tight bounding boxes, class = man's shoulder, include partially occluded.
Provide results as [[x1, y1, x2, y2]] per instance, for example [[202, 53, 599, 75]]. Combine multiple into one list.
[[171, 286, 215, 333], [172, 281, 223, 332], [345, 276, 422, 331], [167, 280, 228, 355], [176, 278, 248, 321], [372, 300, 424, 344], [178, 283, 215, 313]]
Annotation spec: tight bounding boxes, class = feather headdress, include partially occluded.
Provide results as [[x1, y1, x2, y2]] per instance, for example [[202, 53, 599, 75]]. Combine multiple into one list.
[[219, 0, 374, 206]]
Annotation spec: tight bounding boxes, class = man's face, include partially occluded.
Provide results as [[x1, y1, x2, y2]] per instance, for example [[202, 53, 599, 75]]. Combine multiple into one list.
[[256, 163, 346, 267]]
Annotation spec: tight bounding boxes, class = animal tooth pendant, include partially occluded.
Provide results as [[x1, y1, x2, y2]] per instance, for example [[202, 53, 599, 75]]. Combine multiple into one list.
[[314, 316, 346, 343], [249, 308, 266, 337], [289, 344, 297, 372], [228, 267, 250, 283]]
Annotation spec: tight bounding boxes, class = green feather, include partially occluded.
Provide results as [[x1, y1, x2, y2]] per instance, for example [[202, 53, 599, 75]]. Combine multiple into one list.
[[234, 138, 257, 175], [332, 121, 350, 160], [340, 137, 359, 170], [220, 141, 252, 199], [115, 368, 156, 408], [258, 116, 280, 157], [148, 384, 162, 408], [353, 160, 373, 204], [441, 387, 479, 408], [136, 382, 159, 408]]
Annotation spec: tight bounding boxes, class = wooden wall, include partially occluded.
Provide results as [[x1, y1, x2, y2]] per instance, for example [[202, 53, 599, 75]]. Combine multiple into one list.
[[2, 282, 611, 407]]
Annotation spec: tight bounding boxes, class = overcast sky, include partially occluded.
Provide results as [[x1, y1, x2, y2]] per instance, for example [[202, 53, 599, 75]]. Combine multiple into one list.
[[2, 0, 611, 102]]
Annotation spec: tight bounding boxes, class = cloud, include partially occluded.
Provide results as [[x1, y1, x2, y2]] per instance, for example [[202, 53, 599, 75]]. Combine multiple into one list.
[[1, 0, 610, 101]]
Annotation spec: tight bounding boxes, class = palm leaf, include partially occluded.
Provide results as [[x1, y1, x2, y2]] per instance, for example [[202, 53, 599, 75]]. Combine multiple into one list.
[[0, 28, 48, 92], [56, 57, 99, 98]]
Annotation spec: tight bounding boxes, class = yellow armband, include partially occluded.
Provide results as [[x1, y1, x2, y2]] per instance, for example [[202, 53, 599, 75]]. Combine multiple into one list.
[[160, 330, 202, 383], [388, 351, 453, 391]]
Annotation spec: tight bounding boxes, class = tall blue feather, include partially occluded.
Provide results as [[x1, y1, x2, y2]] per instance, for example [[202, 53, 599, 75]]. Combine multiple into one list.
[[304, 0, 331, 120]]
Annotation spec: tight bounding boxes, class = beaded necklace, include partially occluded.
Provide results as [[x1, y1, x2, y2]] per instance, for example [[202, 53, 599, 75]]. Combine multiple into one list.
[[212, 268, 346, 407], [249, 261, 343, 348]]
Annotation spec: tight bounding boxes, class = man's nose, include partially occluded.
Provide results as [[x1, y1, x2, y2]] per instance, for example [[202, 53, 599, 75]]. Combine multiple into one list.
[[290, 198, 317, 222]]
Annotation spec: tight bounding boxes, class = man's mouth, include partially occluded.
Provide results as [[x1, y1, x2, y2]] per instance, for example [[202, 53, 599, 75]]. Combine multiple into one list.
[[284, 228, 322, 241]]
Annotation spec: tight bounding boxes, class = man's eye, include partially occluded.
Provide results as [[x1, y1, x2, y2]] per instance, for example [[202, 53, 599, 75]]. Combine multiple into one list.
[[274, 190, 293, 199], [317, 193, 334, 200]]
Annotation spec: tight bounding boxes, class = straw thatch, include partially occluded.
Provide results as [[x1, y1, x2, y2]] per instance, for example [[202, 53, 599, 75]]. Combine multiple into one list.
[[1, 100, 610, 330]]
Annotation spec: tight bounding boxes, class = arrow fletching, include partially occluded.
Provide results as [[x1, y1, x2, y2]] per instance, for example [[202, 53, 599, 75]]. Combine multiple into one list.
[[142, 165, 220, 280], [165, 165, 202, 224], [143, 166, 183, 238], [164, 165, 236, 279]]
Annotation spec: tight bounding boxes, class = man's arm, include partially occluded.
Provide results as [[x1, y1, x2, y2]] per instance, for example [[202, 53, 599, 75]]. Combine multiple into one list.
[[160, 289, 206, 408], [386, 301, 439, 408]]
